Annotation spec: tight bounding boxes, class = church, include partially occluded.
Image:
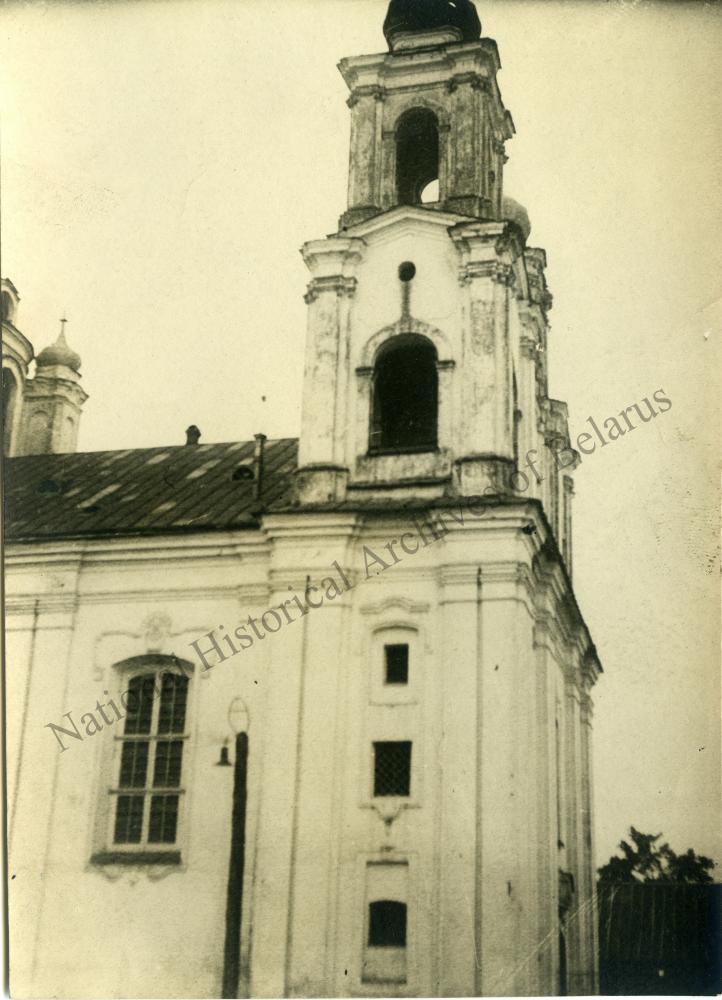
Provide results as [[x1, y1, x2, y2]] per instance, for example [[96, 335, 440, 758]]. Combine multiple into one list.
[[4, 0, 602, 996]]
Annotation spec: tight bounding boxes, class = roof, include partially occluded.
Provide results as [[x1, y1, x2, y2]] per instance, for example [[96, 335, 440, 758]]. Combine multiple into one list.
[[3, 439, 298, 542]]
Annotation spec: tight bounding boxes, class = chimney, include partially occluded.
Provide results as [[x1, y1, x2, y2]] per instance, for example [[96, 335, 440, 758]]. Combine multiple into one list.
[[253, 433, 266, 500], [185, 425, 201, 445]]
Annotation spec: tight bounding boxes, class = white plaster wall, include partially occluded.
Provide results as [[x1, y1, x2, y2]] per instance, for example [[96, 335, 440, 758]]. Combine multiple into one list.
[[7, 534, 274, 999], [6, 508, 597, 998]]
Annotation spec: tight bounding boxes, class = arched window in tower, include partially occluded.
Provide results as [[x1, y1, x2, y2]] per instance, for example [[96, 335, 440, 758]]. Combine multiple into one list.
[[370, 335, 438, 452], [395, 108, 439, 206]]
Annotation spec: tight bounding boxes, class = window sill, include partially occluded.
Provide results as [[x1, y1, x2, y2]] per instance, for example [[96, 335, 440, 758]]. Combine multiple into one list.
[[90, 850, 181, 866], [367, 445, 438, 457]]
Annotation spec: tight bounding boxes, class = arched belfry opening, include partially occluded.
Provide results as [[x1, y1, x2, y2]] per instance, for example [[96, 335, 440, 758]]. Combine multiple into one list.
[[396, 108, 440, 206], [370, 334, 438, 452]]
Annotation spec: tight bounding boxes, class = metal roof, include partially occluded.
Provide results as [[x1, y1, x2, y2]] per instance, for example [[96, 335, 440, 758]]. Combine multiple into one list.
[[3, 439, 298, 541]]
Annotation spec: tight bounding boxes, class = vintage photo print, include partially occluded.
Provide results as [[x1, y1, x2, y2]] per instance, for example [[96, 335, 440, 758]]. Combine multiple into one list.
[[2, 0, 720, 997]]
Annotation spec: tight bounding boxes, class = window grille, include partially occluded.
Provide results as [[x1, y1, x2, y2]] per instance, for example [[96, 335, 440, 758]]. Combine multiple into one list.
[[373, 741, 412, 797]]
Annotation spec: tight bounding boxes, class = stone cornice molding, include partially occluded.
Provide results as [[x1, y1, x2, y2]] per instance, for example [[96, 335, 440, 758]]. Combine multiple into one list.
[[346, 83, 386, 107], [4, 594, 79, 617], [24, 374, 89, 406], [338, 38, 503, 91], [445, 71, 490, 94], [458, 259, 515, 286], [262, 512, 361, 542], [304, 275, 358, 304], [6, 533, 265, 566], [301, 237, 365, 275], [449, 219, 505, 255]]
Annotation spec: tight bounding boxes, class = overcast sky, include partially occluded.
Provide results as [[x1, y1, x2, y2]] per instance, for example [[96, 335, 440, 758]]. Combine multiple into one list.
[[3, 0, 720, 872]]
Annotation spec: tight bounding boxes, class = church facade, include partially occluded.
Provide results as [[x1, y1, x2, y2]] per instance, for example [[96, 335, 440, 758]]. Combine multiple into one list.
[[4, 2, 602, 997]]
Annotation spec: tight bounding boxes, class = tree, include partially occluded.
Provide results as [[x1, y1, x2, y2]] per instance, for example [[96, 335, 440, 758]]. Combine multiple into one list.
[[598, 826, 715, 885]]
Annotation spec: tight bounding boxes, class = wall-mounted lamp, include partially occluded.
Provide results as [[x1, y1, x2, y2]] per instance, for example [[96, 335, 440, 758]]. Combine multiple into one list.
[[216, 738, 232, 767]]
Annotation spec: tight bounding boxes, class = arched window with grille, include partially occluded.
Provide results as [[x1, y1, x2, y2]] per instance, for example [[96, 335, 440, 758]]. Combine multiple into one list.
[[370, 334, 438, 453]]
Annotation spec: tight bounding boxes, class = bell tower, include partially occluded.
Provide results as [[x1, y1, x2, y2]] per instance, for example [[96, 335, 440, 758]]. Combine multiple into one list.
[[340, 0, 514, 229], [295, 0, 571, 536]]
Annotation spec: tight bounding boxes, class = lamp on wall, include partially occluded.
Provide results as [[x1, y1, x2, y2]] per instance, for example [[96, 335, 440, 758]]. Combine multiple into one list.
[[216, 739, 232, 767], [215, 699, 250, 766]]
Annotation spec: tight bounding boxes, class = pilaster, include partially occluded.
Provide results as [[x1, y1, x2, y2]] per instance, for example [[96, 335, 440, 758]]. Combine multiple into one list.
[[450, 220, 515, 495], [250, 514, 359, 997], [296, 239, 364, 504]]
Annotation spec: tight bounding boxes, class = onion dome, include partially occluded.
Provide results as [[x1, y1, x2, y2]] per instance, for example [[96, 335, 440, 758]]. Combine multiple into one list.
[[36, 325, 82, 373], [383, 0, 482, 50], [502, 195, 531, 242]]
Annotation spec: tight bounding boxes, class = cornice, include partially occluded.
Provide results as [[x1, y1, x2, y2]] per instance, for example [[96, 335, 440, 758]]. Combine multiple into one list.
[[5, 533, 265, 566], [458, 259, 515, 286], [340, 203, 464, 240], [304, 275, 358, 304]]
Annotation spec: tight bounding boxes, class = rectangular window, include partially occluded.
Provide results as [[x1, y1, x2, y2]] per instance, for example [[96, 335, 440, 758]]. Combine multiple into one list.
[[363, 862, 409, 984], [369, 900, 407, 947], [384, 644, 408, 685], [373, 740, 412, 797], [111, 670, 189, 848]]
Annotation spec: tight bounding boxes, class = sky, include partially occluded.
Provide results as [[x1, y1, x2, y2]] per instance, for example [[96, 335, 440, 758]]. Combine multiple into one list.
[[2, 0, 720, 872]]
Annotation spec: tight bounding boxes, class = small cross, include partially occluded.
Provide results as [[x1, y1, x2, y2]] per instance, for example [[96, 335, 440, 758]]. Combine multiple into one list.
[[60, 316, 68, 333]]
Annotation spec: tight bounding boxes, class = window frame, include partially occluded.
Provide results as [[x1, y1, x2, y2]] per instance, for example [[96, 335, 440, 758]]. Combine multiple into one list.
[[369, 625, 419, 706], [92, 654, 194, 866], [358, 858, 414, 990], [395, 107, 440, 206], [369, 334, 439, 455], [384, 643, 409, 686], [373, 740, 412, 799]]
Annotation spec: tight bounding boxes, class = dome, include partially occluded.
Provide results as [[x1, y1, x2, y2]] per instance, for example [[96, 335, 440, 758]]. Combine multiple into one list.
[[36, 329, 82, 373], [502, 195, 531, 242], [383, 0, 481, 50]]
